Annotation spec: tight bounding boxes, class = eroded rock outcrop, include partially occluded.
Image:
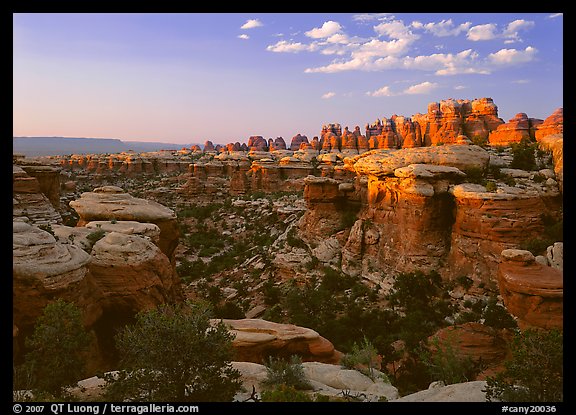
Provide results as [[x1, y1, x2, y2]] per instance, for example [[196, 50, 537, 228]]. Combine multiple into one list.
[[488, 113, 543, 146], [88, 232, 181, 314], [69, 186, 179, 264], [535, 108, 563, 140], [13, 165, 62, 225], [216, 318, 342, 364], [497, 249, 563, 330]]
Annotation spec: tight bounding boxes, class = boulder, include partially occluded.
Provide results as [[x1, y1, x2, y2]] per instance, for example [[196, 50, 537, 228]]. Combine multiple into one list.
[[215, 318, 342, 364], [497, 249, 563, 329], [69, 186, 179, 264]]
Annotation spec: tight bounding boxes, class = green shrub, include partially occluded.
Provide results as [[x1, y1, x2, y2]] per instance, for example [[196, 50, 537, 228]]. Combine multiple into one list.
[[104, 300, 241, 402], [340, 337, 383, 381], [86, 229, 106, 244], [15, 300, 90, 399], [510, 139, 538, 171], [261, 385, 312, 402], [482, 298, 518, 330], [419, 334, 478, 385], [484, 328, 563, 402], [261, 355, 312, 391]]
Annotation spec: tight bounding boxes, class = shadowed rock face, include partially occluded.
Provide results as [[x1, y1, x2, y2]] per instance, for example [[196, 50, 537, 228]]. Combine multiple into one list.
[[497, 249, 563, 330]]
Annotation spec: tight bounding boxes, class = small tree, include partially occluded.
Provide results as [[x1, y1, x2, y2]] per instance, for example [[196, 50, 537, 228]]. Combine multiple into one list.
[[484, 328, 563, 402], [105, 300, 242, 402], [18, 299, 90, 398]]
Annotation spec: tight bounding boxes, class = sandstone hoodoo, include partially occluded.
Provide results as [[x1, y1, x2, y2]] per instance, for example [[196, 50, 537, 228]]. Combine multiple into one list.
[[13, 97, 563, 402]]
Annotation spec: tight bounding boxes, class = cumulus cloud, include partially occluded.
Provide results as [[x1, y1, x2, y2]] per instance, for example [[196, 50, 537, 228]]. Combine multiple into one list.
[[305, 21, 342, 39], [272, 16, 538, 78], [488, 46, 537, 65], [238, 34, 250, 40], [241, 19, 263, 29], [352, 13, 394, 23], [321, 92, 336, 99], [467, 23, 498, 41], [415, 19, 472, 37], [374, 19, 419, 42], [266, 40, 311, 53], [502, 19, 535, 43], [403, 81, 438, 94], [366, 86, 395, 97]]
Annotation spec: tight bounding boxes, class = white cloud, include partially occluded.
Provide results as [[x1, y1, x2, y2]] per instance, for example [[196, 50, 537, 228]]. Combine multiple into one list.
[[321, 92, 336, 99], [352, 13, 394, 23], [488, 46, 537, 65], [454, 85, 467, 90], [512, 79, 531, 84], [374, 19, 419, 42], [237, 34, 250, 40], [305, 21, 342, 39], [502, 19, 535, 42], [366, 85, 395, 97], [467, 23, 498, 41], [241, 19, 263, 29], [266, 40, 311, 53], [547, 13, 563, 19], [418, 19, 472, 37], [403, 81, 438, 94]]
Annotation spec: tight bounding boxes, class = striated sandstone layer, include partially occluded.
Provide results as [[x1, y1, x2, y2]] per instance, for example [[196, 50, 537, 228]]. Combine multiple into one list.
[[13, 165, 62, 225], [445, 183, 560, 286], [497, 249, 563, 330], [88, 232, 181, 313], [535, 108, 563, 140], [216, 318, 342, 364], [427, 322, 509, 377], [69, 186, 179, 264]]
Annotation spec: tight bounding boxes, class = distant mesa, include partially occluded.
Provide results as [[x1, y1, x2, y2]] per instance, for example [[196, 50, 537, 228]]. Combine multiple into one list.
[[13, 136, 203, 157]]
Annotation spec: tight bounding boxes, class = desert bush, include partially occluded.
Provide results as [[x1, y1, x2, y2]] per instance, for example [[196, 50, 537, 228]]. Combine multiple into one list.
[[261, 355, 312, 391], [484, 328, 562, 402], [14, 300, 90, 399], [418, 334, 477, 385], [105, 301, 241, 402]]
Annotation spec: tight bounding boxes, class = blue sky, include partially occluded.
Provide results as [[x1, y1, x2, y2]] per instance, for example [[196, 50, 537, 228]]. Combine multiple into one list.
[[13, 13, 563, 145]]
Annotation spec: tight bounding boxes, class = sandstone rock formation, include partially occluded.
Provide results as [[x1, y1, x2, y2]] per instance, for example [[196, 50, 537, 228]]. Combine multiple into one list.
[[13, 165, 62, 225], [13, 221, 92, 327], [497, 249, 563, 330], [69, 186, 179, 264], [88, 232, 181, 317], [427, 322, 508, 375], [535, 108, 563, 140], [392, 380, 489, 402], [216, 318, 342, 364], [488, 113, 543, 146]]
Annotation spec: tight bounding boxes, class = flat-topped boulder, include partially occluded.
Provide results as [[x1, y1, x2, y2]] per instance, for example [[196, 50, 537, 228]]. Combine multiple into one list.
[[215, 318, 342, 364], [85, 220, 161, 244], [498, 249, 563, 330], [70, 186, 178, 263]]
